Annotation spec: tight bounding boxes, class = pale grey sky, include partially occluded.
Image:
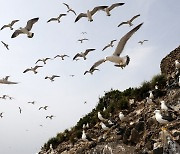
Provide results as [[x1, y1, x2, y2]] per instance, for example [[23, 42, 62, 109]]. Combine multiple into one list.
[[0, 1, 180, 154]]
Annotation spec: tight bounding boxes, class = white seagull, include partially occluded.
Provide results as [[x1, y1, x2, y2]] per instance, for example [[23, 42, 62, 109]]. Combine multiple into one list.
[[103, 3, 125, 16], [1, 41, 9, 50], [35, 58, 51, 65], [98, 111, 106, 121], [23, 65, 43, 74], [78, 38, 89, 43], [73, 49, 95, 60], [118, 14, 140, 27], [90, 23, 143, 71], [47, 14, 66, 23], [11, 17, 39, 38], [45, 75, 60, 82], [149, 91, 154, 100], [75, 6, 108, 22], [63, 3, 76, 15], [1, 20, 19, 30], [100, 122, 109, 131], [84, 68, 99, 75], [138, 40, 148, 45], [46, 115, 55, 119], [54, 54, 69, 60], [154, 110, 174, 124], [81, 130, 87, 141], [119, 112, 126, 121], [175, 60, 180, 70], [0, 76, 18, 84], [102, 40, 117, 51]]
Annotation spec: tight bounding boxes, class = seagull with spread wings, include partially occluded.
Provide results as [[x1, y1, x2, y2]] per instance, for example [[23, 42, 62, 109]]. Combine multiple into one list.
[[35, 58, 51, 65], [78, 38, 89, 43], [90, 23, 143, 71], [0, 76, 18, 84], [46, 115, 55, 120], [102, 39, 117, 51], [1, 20, 19, 30], [11, 18, 39, 38], [0, 112, 3, 118], [54, 54, 69, 60], [39, 106, 48, 110], [118, 14, 140, 27], [45, 75, 60, 82], [84, 68, 99, 75], [138, 40, 148, 45], [73, 49, 95, 60], [63, 3, 76, 15], [28, 101, 35, 105], [103, 3, 125, 16], [75, 6, 108, 22], [47, 14, 66, 23], [23, 65, 43, 74], [1, 41, 9, 50]]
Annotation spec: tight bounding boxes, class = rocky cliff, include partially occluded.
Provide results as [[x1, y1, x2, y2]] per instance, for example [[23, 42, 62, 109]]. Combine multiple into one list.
[[39, 46, 180, 154]]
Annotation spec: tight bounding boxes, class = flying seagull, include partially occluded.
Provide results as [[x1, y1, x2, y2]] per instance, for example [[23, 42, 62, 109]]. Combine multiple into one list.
[[1, 20, 19, 30], [45, 75, 60, 82], [63, 3, 76, 15], [75, 6, 108, 22], [11, 17, 39, 38], [39, 106, 48, 110], [35, 58, 51, 65], [0, 76, 18, 84], [160, 100, 174, 111], [1, 41, 9, 50], [78, 38, 88, 43], [73, 49, 95, 60], [118, 14, 140, 27], [103, 3, 125, 16], [54, 54, 69, 60], [23, 65, 43, 74], [69, 74, 75, 77], [0, 112, 3, 118], [154, 110, 174, 124], [138, 40, 148, 45], [46, 115, 55, 119], [90, 23, 143, 71], [84, 68, 99, 75], [102, 40, 117, 51], [47, 14, 66, 23], [19, 107, 22, 114], [28, 101, 35, 105], [81, 32, 87, 34]]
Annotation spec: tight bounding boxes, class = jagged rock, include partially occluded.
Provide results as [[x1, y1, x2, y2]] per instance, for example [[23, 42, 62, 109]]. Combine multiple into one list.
[[153, 147, 163, 154], [129, 128, 140, 145]]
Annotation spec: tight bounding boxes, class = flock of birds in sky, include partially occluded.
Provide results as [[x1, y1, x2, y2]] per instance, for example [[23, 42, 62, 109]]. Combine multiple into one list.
[[0, 2, 179, 136]]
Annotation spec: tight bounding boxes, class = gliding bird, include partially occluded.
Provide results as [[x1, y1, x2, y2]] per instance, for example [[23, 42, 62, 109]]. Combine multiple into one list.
[[118, 14, 140, 27], [1, 20, 19, 30]]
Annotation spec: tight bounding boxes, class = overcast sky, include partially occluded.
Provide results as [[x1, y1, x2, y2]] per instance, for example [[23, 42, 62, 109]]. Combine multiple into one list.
[[0, 0, 180, 154]]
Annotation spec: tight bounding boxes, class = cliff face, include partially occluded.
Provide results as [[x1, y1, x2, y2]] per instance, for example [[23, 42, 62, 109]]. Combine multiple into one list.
[[160, 45, 180, 77], [39, 46, 180, 154]]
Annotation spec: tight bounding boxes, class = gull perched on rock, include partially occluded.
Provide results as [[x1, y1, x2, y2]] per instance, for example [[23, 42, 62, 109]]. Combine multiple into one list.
[[1, 41, 9, 50], [138, 40, 148, 45], [1, 20, 19, 30], [23, 65, 43, 74], [45, 75, 60, 82], [118, 14, 140, 27], [100, 122, 110, 131], [84, 68, 99, 75], [119, 112, 126, 121], [154, 110, 174, 124], [0, 76, 18, 84], [75, 6, 108, 22], [103, 3, 125, 16], [35, 58, 51, 65], [54, 54, 69, 60], [78, 38, 88, 43], [175, 60, 180, 70], [63, 3, 76, 15], [102, 40, 117, 51], [11, 17, 39, 38], [98, 112, 106, 121], [73, 49, 95, 60], [47, 14, 66, 23], [90, 23, 143, 70]]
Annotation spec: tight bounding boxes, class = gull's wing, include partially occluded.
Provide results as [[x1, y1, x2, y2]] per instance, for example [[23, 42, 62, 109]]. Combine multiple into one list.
[[11, 29, 23, 38], [63, 3, 70, 9], [54, 55, 60, 59], [108, 3, 125, 11], [23, 68, 31, 73], [90, 59, 106, 71], [117, 21, 128, 27], [25, 17, 39, 31], [45, 58, 51, 61], [129, 14, 140, 22], [143, 39, 148, 42], [70, 10, 77, 15], [59, 14, 67, 18], [47, 18, 57, 23], [10, 20, 19, 26], [75, 13, 87, 22], [73, 53, 82, 60], [111, 39, 117, 44], [102, 45, 110, 51], [52, 75, 60, 79], [34, 65, 43, 70], [35, 59, 42, 64], [84, 71, 89, 75], [91, 6, 108, 16], [113, 23, 143, 56], [1, 25, 9, 30], [84, 49, 95, 55]]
